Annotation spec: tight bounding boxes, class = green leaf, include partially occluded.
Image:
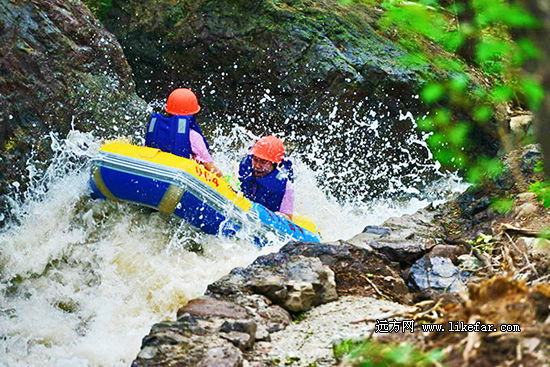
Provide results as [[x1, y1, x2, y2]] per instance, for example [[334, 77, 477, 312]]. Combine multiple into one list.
[[448, 2, 465, 15], [449, 74, 469, 92], [540, 227, 550, 240], [502, 4, 540, 28], [473, 105, 494, 123], [427, 132, 445, 148], [433, 108, 451, 126], [448, 122, 470, 146], [433, 149, 454, 165], [417, 116, 435, 131], [529, 181, 550, 208], [520, 77, 545, 111], [490, 85, 514, 103], [467, 166, 483, 184], [421, 83, 445, 104], [480, 157, 504, 178], [476, 38, 510, 62], [434, 57, 465, 73], [490, 196, 515, 214], [535, 161, 544, 173], [514, 38, 541, 65], [439, 31, 466, 52]]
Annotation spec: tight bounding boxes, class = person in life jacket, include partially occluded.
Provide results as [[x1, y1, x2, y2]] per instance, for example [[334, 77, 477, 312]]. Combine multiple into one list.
[[145, 88, 223, 177], [238, 136, 294, 220]]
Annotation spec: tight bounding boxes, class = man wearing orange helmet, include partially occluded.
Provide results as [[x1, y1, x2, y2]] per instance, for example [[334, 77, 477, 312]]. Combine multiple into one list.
[[145, 88, 222, 177], [238, 136, 294, 220]]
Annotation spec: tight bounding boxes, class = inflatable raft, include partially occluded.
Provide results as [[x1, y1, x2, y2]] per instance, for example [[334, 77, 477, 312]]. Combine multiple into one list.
[[89, 142, 321, 247]]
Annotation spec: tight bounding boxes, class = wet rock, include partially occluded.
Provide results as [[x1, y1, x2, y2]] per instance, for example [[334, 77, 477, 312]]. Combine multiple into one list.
[[375, 208, 439, 264], [220, 331, 255, 351], [257, 306, 292, 332], [427, 244, 466, 263], [208, 252, 338, 313], [280, 242, 411, 303], [177, 297, 249, 320], [132, 321, 232, 367], [362, 225, 391, 237], [408, 256, 467, 293], [368, 240, 426, 264], [457, 254, 483, 270], [255, 324, 271, 342], [197, 344, 243, 367], [220, 319, 257, 336], [248, 256, 338, 312], [513, 201, 539, 219], [1, 0, 147, 214]]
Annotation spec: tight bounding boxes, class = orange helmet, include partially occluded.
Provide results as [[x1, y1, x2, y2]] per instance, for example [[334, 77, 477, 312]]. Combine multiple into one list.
[[165, 88, 201, 115], [250, 136, 285, 163]]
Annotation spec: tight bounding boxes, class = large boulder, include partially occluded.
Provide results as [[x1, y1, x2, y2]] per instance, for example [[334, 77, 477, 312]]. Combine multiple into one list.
[[0, 0, 148, 220]]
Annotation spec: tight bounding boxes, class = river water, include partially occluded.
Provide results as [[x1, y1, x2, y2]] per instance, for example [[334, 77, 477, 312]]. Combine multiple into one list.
[[0, 110, 466, 366]]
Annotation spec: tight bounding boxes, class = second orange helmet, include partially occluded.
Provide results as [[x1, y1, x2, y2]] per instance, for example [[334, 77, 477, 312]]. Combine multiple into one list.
[[250, 136, 285, 163]]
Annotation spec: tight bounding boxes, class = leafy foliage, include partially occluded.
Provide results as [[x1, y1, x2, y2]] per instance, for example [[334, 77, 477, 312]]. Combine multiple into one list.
[[529, 181, 550, 208], [375, 0, 544, 187], [490, 196, 515, 214], [333, 339, 444, 366]]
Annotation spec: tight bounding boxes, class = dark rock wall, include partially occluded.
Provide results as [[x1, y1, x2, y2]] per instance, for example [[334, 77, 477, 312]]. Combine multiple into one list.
[[102, 0, 442, 200], [0, 0, 148, 217]]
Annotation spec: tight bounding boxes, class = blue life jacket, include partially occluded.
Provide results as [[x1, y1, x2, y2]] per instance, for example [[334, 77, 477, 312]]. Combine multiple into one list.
[[144, 113, 210, 158], [238, 155, 294, 212]]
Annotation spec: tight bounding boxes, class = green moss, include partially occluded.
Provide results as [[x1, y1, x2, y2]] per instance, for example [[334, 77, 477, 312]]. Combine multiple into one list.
[[4, 138, 16, 152], [82, 0, 112, 20]]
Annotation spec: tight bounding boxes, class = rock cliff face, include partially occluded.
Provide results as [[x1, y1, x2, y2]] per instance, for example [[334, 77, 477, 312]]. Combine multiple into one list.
[[102, 0, 443, 200], [0, 0, 147, 217], [104, 0, 427, 125]]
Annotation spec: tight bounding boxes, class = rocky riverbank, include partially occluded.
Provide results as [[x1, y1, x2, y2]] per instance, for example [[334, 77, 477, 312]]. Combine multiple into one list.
[[130, 144, 550, 367]]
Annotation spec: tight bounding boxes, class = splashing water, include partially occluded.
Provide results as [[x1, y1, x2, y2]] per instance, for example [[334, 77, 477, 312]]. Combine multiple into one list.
[[0, 102, 466, 366]]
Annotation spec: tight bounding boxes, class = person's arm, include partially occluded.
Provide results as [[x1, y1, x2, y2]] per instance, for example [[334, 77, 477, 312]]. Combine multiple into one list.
[[190, 130, 223, 177], [276, 181, 294, 220], [203, 161, 223, 178]]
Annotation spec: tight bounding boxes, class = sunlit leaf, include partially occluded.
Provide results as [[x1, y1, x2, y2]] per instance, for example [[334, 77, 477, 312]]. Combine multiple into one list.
[[490, 85, 514, 103], [502, 3, 540, 28], [434, 108, 451, 126], [434, 148, 454, 165], [427, 132, 445, 147], [467, 166, 483, 184], [421, 83, 445, 104], [476, 38, 510, 62], [520, 77, 545, 111], [529, 181, 550, 208], [490, 196, 515, 214], [449, 74, 469, 92], [515, 38, 541, 65], [448, 122, 470, 146], [473, 105, 493, 123], [476, 157, 503, 178], [451, 151, 468, 168], [387, 343, 414, 363], [439, 31, 466, 52], [417, 116, 435, 131], [400, 52, 429, 68]]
